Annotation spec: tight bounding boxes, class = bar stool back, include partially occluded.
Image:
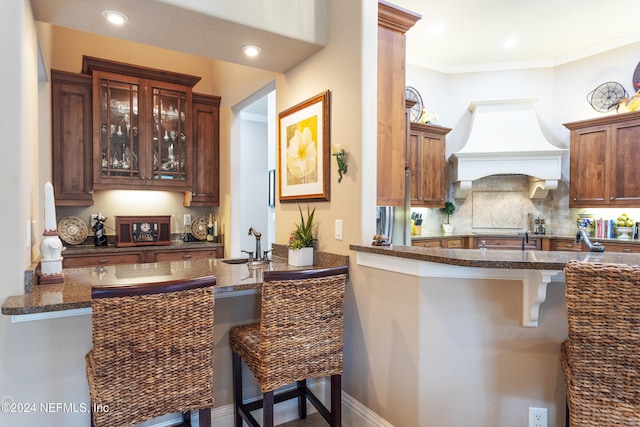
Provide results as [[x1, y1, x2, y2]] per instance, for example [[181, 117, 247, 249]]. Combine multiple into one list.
[[562, 261, 640, 425], [230, 265, 348, 427], [86, 277, 216, 427]]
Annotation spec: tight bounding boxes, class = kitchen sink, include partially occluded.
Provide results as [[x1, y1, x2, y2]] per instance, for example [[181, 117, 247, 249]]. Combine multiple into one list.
[[222, 258, 249, 264]]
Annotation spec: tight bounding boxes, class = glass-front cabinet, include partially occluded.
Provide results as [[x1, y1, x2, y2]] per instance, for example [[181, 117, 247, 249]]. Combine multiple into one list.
[[84, 57, 199, 191]]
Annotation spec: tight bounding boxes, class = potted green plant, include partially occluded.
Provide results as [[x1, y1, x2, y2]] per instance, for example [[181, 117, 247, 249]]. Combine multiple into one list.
[[441, 201, 455, 234], [288, 205, 317, 266]]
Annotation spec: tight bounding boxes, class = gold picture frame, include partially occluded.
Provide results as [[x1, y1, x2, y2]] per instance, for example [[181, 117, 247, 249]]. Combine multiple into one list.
[[278, 91, 330, 202]]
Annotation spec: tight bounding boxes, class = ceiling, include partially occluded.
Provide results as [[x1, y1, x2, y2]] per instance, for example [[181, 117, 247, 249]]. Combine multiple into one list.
[[394, 0, 640, 73], [30, 0, 640, 86]]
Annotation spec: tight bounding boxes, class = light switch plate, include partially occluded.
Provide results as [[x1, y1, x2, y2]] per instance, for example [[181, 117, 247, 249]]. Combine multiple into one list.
[[335, 219, 343, 240]]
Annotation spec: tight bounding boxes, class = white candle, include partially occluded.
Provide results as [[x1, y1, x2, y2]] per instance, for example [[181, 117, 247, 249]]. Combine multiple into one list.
[[44, 181, 57, 231]]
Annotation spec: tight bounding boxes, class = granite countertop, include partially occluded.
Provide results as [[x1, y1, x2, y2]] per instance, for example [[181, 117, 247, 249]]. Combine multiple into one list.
[[350, 243, 640, 270], [3, 246, 349, 316]]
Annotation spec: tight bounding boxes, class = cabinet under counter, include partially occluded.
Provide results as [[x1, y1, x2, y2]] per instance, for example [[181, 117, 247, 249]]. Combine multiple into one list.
[[61, 241, 224, 268]]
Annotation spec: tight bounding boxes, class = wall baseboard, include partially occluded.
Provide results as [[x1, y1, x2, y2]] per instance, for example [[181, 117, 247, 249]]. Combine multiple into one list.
[[143, 378, 392, 427]]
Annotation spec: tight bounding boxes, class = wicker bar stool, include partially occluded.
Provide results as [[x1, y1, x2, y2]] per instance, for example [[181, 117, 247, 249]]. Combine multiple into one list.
[[230, 265, 348, 427], [86, 277, 216, 427], [562, 261, 640, 426]]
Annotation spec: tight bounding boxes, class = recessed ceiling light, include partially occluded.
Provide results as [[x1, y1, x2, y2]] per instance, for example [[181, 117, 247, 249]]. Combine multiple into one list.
[[503, 37, 518, 48], [242, 45, 261, 57], [102, 10, 128, 26]]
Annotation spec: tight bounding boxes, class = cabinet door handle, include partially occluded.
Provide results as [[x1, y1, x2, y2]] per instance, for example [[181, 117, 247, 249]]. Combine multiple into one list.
[[182, 254, 193, 259], [97, 259, 110, 264], [622, 248, 632, 252], [573, 197, 577, 201], [610, 197, 614, 201]]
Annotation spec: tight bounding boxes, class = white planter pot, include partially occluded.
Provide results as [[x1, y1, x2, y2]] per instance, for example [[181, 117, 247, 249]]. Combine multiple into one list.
[[442, 223, 453, 234], [288, 247, 314, 267]]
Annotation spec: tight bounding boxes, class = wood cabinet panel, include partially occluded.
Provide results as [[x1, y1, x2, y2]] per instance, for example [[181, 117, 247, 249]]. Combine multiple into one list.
[[602, 242, 640, 253], [63, 252, 143, 268], [551, 239, 583, 252], [63, 246, 223, 267], [412, 239, 442, 248], [408, 123, 450, 207], [376, 2, 420, 206], [51, 71, 94, 206], [185, 94, 221, 206], [154, 247, 223, 262], [565, 111, 640, 207], [473, 237, 541, 250], [444, 238, 465, 248]]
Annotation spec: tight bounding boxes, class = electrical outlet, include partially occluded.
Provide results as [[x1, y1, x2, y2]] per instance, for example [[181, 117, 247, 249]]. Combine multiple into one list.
[[528, 407, 548, 427], [183, 214, 192, 226]]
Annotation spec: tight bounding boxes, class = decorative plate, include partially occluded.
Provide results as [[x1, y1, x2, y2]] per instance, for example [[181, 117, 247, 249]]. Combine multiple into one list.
[[190, 216, 208, 241], [58, 216, 89, 245], [633, 61, 640, 93]]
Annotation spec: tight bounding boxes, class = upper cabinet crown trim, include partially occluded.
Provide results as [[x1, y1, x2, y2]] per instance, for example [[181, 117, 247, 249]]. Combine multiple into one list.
[[81, 55, 201, 88], [563, 110, 640, 129], [378, 0, 421, 33]]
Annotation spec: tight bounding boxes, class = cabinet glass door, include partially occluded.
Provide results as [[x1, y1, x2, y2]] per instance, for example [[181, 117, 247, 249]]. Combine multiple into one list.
[[99, 78, 140, 180], [152, 87, 188, 182]]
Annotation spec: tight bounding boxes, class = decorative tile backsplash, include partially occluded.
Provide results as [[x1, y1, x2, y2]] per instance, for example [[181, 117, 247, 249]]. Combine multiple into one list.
[[472, 191, 526, 229], [410, 175, 628, 237]]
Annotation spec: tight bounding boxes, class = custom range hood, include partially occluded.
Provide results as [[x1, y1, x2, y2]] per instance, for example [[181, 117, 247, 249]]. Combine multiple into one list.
[[449, 99, 567, 199]]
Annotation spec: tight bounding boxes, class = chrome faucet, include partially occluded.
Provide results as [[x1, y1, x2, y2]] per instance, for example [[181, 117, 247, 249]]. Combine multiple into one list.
[[248, 227, 262, 261], [576, 228, 605, 252], [520, 231, 529, 251]]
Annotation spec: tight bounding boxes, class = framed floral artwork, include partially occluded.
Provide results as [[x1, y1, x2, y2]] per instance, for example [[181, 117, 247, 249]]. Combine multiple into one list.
[[278, 90, 330, 202]]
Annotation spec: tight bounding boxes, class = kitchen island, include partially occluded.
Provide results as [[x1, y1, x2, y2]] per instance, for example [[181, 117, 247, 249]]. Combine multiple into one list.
[[350, 243, 640, 327], [344, 243, 640, 426]]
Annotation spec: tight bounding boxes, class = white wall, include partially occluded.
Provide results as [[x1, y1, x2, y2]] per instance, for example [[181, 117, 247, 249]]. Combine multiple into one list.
[[238, 113, 269, 256], [0, 2, 95, 427]]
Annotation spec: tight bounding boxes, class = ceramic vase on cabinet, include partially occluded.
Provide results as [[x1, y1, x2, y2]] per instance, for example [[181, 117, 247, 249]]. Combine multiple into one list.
[[288, 247, 314, 267]]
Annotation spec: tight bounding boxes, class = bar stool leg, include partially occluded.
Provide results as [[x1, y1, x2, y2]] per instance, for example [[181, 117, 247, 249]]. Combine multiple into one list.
[[263, 391, 274, 427], [232, 351, 243, 427], [182, 411, 192, 426], [199, 408, 211, 427], [297, 379, 307, 419], [331, 374, 342, 427]]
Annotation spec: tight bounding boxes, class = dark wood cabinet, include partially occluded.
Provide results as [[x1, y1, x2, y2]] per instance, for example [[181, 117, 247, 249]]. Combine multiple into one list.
[[564, 111, 640, 207], [376, 1, 420, 206], [472, 237, 542, 250], [154, 246, 223, 262], [63, 251, 144, 268], [549, 238, 582, 252], [407, 123, 450, 207], [83, 57, 200, 191], [51, 70, 94, 206], [185, 94, 221, 206], [51, 58, 221, 204], [63, 245, 223, 268], [411, 237, 467, 248]]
